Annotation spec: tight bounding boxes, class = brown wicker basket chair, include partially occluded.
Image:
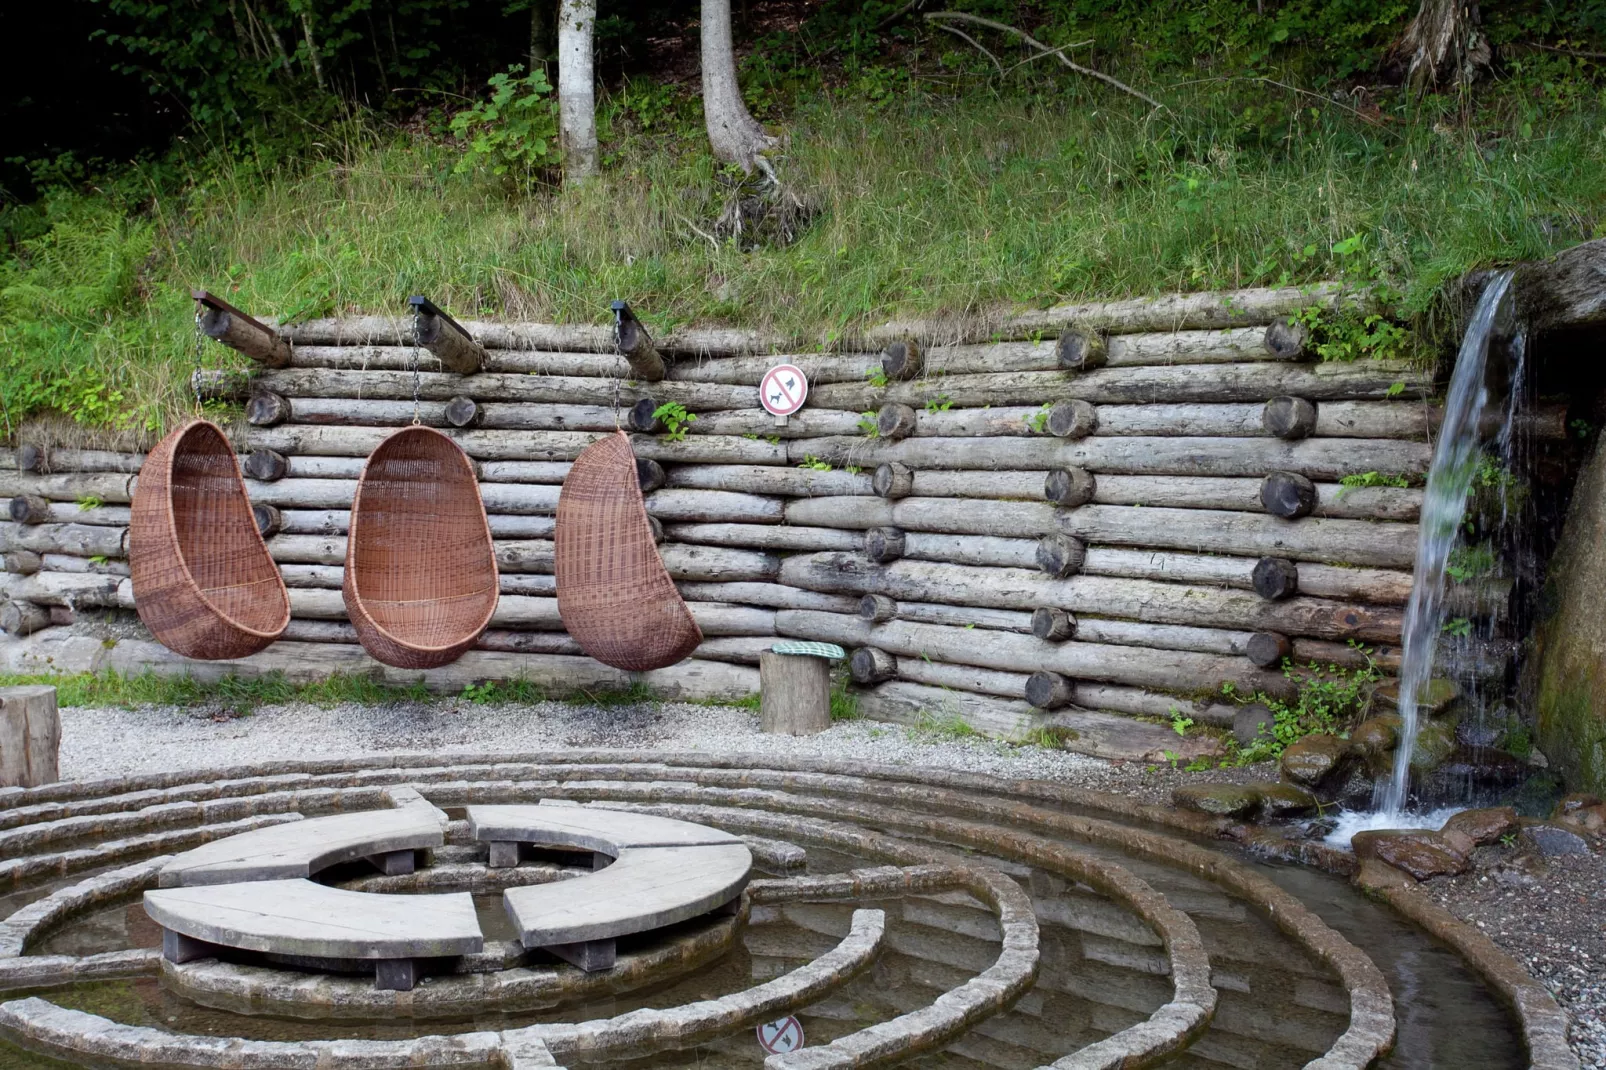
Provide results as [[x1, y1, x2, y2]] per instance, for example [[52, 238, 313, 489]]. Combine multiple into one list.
[[129, 419, 290, 660], [343, 426, 498, 669], [555, 430, 702, 671]]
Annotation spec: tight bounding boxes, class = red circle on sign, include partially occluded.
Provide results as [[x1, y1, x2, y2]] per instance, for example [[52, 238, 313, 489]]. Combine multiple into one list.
[[760, 364, 809, 417], [757, 1015, 805, 1053]]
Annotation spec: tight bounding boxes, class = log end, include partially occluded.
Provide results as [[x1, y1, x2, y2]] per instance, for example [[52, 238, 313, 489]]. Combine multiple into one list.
[[1056, 329, 1107, 371], [1262, 396, 1317, 440], [16, 445, 46, 474], [627, 397, 661, 434], [1260, 471, 1317, 519], [1246, 632, 1293, 669], [636, 457, 667, 494], [1264, 318, 1311, 360], [247, 392, 291, 428], [882, 339, 923, 381], [872, 462, 915, 500], [1031, 606, 1076, 642], [865, 527, 907, 564], [858, 593, 898, 623], [1044, 467, 1095, 508], [849, 647, 897, 686], [1252, 557, 1300, 601], [445, 396, 483, 429], [243, 450, 289, 483], [1036, 534, 1087, 578], [253, 504, 284, 538], [1047, 399, 1097, 439], [877, 405, 918, 442], [1025, 670, 1074, 710], [9, 496, 51, 525]]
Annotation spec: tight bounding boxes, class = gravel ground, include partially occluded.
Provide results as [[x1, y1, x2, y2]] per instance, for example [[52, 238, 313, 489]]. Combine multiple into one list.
[[53, 697, 1603, 1065]]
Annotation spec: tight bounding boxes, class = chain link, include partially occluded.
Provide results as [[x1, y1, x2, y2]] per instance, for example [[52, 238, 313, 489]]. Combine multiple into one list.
[[411, 304, 423, 426], [192, 307, 206, 414]]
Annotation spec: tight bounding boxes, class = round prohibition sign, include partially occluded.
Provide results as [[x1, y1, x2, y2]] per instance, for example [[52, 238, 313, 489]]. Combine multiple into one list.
[[760, 363, 809, 417], [756, 1014, 805, 1053]]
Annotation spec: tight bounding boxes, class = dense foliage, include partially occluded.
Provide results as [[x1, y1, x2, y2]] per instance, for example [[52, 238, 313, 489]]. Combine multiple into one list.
[[1, 0, 1604, 435]]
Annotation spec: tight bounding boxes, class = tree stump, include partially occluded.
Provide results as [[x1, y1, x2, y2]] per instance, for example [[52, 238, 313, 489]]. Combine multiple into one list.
[[1047, 399, 1098, 439], [1056, 329, 1107, 371], [881, 339, 923, 381], [1261, 471, 1317, 519], [1252, 557, 1299, 600], [849, 647, 897, 685], [873, 463, 915, 500], [760, 652, 831, 735], [1262, 396, 1317, 440], [0, 685, 59, 788], [877, 405, 918, 441], [1044, 467, 1096, 508]]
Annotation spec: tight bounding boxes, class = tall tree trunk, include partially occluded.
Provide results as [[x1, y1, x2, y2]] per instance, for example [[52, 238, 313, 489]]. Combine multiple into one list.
[[530, 0, 553, 72], [700, 0, 774, 173], [299, 11, 328, 90], [1384, 0, 1490, 93], [557, 0, 597, 182]]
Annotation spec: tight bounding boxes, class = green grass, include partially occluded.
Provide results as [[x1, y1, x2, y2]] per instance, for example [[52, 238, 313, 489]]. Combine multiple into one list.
[[0, 670, 436, 710], [2, 67, 1603, 439]]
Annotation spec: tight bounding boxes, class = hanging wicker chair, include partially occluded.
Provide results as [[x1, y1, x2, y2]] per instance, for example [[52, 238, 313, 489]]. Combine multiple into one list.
[[343, 426, 498, 669], [130, 419, 290, 660], [555, 430, 702, 671]]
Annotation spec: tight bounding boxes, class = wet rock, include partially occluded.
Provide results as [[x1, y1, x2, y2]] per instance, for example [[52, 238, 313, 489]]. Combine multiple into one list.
[[1407, 721, 1457, 773], [1374, 678, 1462, 717], [1279, 734, 1353, 790], [1553, 792, 1603, 817], [1442, 806, 1519, 846], [1172, 783, 1261, 818], [1351, 716, 1400, 755], [1231, 703, 1276, 748], [1351, 829, 1471, 881], [1455, 719, 1505, 749], [1353, 857, 1413, 892], [1557, 803, 1606, 836], [1518, 823, 1592, 857], [1253, 782, 1319, 819]]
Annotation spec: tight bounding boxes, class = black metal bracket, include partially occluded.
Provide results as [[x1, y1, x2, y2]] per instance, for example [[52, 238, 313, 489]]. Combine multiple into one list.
[[611, 299, 640, 332], [191, 289, 275, 335], [407, 295, 473, 339]]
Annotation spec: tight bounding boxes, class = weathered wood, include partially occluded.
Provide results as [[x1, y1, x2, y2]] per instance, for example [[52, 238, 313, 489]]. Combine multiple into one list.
[[663, 523, 858, 553], [1253, 557, 1299, 600], [280, 317, 781, 358], [1047, 399, 1097, 439], [0, 472, 137, 504], [626, 397, 660, 433], [674, 582, 858, 612], [635, 458, 667, 493], [0, 501, 132, 528], [200, 305, 292, 367], [1512, 237, 1606, 330], [1025, 671, 1075, 709], [879, 600, 1030, 632], [664, 464, 869, 498], [3, 571, 126, 609], [897, 399, 1438, 440], [242, 450, 289, 483], [882, 339, 923, 381], [3, 551, 42, 575], [480, 461, 575, 484], [41, 553, 128, 576], [614, 314, 667, 382], [873, 463, 915, 499], [414, 311, 486, 374], [1, 601, 50, 637], [811, 360, 1426, 411], [15, 446, 46, 473], [254, 368, 755, 411], [688, 409, 864, 439], [1056, 330, 1106, 371], [0, 523, 126, 558], [849, 647, 898, 685], [248, 392, 292, 427], [760, 652, 832, 735], [777, 553, 1402, 642], [1260, 471, 1317, 519], [878, 405, 918, 441], [776, 610, 1292, 696], [191, 369, 255, 402], [253, 505, 283, 538], [859, 594, 898, 623], [9, 496, 51, 525], [1088, 476, 1422, 522], [865, 527, 906, 563], [0, 685, 59, 787], [1044, 468, 1096, 508], [785, 435, 1430, 480], [445, 396, 482, 428], [1263, 396, 1317, 440], [902, 533, 1037, 569], [882, 658, 1227, 725], [1263, 319, 1310, 360], [1032, 607, 1075, 641], [1246, 632, 1292, 668], [1036, 535, 1086, 578]]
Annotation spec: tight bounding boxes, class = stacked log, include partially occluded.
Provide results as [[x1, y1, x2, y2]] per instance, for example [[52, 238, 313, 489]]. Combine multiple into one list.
[[6, 287, 1540, 746]]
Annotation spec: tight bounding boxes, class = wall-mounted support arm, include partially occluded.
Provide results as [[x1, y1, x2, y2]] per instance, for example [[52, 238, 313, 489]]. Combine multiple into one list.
[[612, 300, 667, 381], [192, 290, 292, 368], [408, 296, 486, 375]]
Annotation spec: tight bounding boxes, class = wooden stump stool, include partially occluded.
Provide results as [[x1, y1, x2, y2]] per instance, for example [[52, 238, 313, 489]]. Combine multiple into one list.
[[0, 685, 59, 788], [760, 642, 845, 736]]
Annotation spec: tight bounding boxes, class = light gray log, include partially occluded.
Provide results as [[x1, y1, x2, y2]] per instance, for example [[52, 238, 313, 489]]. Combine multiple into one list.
[[415, 311, 486, 374], [1, 601, 51, 637], [201, 306, 291, 367], [4, 551, 42, 575], [279, 317, 780, 358], [667, 353, 871, 386], [253, 369, 757, 411], [479, 462, 575, 484], [859, 594, 898, 623], [688, 636, 776, 665], [41, 554, 128, 576], [1263, 397, 1317, 439], [849, 647, 898, 685], [674, 583, 858, 612], [284, 456, 366, 479], [0, 523, 126, 559], [903, 533, 1038, 569], [246, 425, 788, 466], [665, 465, 872, 498], [191, 368, 254, 401], [644, 489, 783, 524], [886, 659, 1226, 725], [776, 610, 1291, 696], [2, 571, 125, 608], [663, 524, 859, 552], [759, 652, 832, 735], [881, 600, 1031, 631], [882, 339, 923, 380], [1295, 563, 1413, 605], [1088, 476, 1422, 522], [785, 435, 1431, 480], [687, 409, 864, 439], [11, 448, 145, 474], [445, 397, 482, 428], [810, 361, 1427, 411], [0, 500, 139, 527], [873, 463, 915, 499], [901, 399, 1441, 440], [0, 685, 59, 787], [776, 553, 1402, 642], [0, 472, 136, 504]]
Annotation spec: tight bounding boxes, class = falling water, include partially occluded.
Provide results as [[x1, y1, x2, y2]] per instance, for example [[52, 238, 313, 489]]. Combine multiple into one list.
[[1378, 271, 1515, 816]]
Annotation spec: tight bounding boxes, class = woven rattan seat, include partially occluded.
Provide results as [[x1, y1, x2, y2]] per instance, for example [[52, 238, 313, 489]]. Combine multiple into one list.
[[130, 419, 290, 660], [343, 426, 498, 669], [555, 431, 701, 671]]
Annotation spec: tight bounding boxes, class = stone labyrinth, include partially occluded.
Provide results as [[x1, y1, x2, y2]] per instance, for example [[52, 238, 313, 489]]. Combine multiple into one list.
[[0, 753, 1575, 1069]]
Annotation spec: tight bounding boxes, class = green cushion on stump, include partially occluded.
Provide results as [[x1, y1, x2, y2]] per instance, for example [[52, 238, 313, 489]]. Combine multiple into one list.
[[769, 641, 846, 661]]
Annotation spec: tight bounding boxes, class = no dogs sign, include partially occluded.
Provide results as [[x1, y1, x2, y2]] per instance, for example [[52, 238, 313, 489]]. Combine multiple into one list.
[[760, 364, 809, 417], [757, 1015, 805, 1053]]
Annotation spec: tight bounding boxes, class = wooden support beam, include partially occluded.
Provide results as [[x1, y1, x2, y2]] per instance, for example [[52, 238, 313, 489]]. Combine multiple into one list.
[[613, 301, 667, 381], [193, 290, 292, 367]]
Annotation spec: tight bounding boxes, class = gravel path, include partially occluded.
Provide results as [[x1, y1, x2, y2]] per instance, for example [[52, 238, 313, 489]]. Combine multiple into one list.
[[54, 697, 1604, 1066]]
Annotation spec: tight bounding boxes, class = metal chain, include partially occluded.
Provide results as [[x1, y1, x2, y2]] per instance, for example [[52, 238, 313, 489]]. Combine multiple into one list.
[[192, 307, 206, 414], [411, 304, 423, 426]]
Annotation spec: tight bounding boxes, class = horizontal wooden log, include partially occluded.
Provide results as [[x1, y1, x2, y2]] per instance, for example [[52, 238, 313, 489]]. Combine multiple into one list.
[[255, 368, 758, 412], [891, 661, 1229, 726], [673, 583, 859, 612], [1, 571, 126, 608], [0, 523, 126, 559], [664, 465, 873, 498], [644, 489, 783, 524], [776, 610, 1290, 696], [3, 551, 42, 575], [12, 448, 145, 474], [811, 361, 1427, 411], [272, 510, 555, 540], [42, 554, 128, 576], [0, 499, 128, 527], [785, 436, 1430, 480], [279, 318, 781, 359], [689, 409, 865, 439], [871, 598, 1258, 657], [0, 473, 136, 505], [663, 524, 860, 552], [246, 426, 788, 465], [777, 553, 1402, 642], [478, 462, 575, 484]]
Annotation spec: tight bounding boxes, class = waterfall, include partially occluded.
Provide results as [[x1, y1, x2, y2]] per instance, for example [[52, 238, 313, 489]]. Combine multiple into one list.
[[1378, 271, 1514, 816]]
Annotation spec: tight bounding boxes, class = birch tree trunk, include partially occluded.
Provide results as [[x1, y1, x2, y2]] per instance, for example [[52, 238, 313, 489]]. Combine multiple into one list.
[[558, 0, 598, 182], [700, 0, 774, 172]]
